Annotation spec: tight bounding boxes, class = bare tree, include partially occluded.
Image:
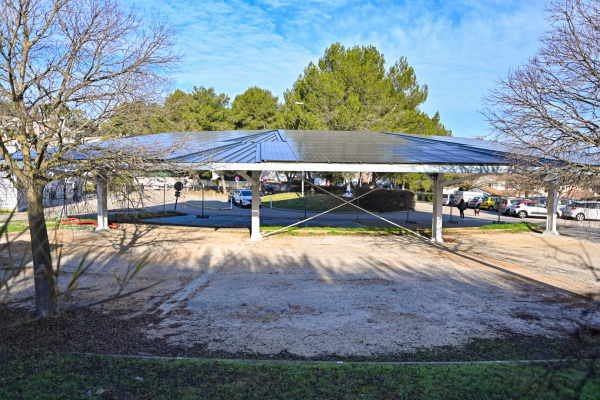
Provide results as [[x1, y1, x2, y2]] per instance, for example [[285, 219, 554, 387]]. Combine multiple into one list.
[[284, 171, 297, 192], [482, 0, 600, 181], [0, 0, 181, 317]]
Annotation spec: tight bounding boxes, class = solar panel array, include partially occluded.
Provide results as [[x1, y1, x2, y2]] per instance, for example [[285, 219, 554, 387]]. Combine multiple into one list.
[[7, 129, 514, 166], [262, 142, 297, 161], [277, 131, 507, 164], [148, 129, 510, 165]]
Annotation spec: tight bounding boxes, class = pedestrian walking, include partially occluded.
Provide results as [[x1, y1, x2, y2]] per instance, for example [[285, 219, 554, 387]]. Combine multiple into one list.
[[458, 199, 465, 219], [71, 182, 79, 202]]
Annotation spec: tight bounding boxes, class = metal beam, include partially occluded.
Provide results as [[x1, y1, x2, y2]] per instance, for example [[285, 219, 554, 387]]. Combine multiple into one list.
[[442, 173, 489, 187], [236, 170, 258, 187], [250, 171, 262, 241], [544, 175, 560, 236], [189, 162, 515, 174], [431, 173, 444, 243]]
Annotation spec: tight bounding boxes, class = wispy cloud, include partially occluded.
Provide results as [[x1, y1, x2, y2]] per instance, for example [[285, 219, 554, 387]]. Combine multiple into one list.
[[127, 0, 548, 137]]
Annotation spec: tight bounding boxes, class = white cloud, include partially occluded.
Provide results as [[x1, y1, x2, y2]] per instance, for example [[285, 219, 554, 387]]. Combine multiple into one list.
[[127, 0, 316, 100], [126, 0, 549, 137]]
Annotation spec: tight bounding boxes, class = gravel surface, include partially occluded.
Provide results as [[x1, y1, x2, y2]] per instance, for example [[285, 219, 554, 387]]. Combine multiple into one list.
[[4, 225, 600, 358]]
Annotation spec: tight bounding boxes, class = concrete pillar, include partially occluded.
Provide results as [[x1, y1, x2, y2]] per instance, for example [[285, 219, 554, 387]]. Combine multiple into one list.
[[250, 171, 262, 241], [544, 176, 559, 236], [96, 179, 109, 230], [431, 173, 444, 243]]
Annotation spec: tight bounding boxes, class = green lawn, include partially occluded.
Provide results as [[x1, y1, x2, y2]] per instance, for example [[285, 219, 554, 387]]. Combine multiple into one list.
[[262, 192, 360, 212], [3, 218, 98, 233], [1, 352, 598, 399], [260, 222, 541, 237]]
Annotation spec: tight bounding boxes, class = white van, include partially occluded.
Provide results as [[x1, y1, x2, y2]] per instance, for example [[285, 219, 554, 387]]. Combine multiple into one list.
[[453, 191, 481, 206]]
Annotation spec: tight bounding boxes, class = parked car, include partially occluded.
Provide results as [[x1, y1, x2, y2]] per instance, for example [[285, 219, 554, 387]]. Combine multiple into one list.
[[382, 184, 392, 189], [149, 178, 171, 189], [443, 194, 454, 206], [557, 198, 575, 218], [468, 197, 482, 209], [232, 189, 262, 208], [453, 191, 480, 206], [511, 200, 547, 219], [480, 196, 500, 211], [263, 187, 276, 195], [498, 197, 526, 215], [562, 201, 600, 221]]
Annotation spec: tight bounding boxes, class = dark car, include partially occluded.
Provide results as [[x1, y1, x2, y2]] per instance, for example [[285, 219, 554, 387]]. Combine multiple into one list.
[[263, 187, 276, 195]]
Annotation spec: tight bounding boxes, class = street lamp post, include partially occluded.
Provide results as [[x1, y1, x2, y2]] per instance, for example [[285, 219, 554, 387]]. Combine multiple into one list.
[[295, 101, 307, 129]]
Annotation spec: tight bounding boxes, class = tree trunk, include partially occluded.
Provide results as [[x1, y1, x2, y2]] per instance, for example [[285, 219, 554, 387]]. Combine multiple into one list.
[[220, 175, 227, 195], [26, 181, 56, 317], [360, 172, 370, 188], [285, 172, 296, 192]]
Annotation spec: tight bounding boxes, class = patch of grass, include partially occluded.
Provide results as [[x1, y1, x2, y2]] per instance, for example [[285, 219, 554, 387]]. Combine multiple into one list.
[[260, 223, 541, 237], [477, 222, 538, 230], [3, 217, 101, 233], [0, 351, 598, 399], [109, 210, 186, 222]]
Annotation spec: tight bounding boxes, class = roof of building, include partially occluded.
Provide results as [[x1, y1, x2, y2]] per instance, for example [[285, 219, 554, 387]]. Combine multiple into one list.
[[476, 187, 520, 197]]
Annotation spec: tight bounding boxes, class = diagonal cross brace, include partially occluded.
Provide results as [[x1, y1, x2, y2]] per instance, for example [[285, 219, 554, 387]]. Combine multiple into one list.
[[236, 171, 259, 187], [262, 177, 430, 241]]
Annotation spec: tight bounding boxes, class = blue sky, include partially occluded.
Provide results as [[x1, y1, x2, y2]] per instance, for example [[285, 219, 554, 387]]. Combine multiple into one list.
[[127, 0, 548, 138]]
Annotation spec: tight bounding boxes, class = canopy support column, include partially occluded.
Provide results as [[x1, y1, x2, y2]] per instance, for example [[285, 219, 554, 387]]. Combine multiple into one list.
[[96, 178, 109, 230], [250, 171, 262, 241], [544, 176, 559, 236], [431, 173, 444, 243]]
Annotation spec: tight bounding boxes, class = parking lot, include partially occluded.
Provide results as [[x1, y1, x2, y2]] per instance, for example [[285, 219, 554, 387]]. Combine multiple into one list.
[[6, 223, 600, 357]]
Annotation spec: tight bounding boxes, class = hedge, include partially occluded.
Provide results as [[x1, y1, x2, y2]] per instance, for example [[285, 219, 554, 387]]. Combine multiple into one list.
[[417, 192, 433, 202], [290, 185, 347, 195], [353, 188, 416, 212]]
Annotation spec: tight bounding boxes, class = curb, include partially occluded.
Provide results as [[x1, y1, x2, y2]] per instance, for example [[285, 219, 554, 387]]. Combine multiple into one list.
[[184, 201, 231, 211], [70, 352, 589, 366]]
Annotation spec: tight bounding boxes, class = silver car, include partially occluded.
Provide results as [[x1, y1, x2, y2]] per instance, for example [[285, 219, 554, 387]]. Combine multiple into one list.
[[563, 201, 600, 221], [499, 198, 527, 215], [556, 198, 575, 218], [467, 197, 481, 209]]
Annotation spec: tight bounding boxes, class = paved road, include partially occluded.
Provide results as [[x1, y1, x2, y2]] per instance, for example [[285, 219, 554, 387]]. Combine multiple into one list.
[[5, 189, 599, 237], [146, 191, 600, 233]]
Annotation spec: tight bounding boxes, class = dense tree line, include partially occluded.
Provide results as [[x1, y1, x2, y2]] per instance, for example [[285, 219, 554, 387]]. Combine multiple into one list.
[[105, 43, 451, 138]]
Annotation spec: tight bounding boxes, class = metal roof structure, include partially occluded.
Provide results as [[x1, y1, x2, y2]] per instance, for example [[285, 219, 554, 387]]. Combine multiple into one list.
[[2, 129, 516, 173], [107, 129, 515, 174]]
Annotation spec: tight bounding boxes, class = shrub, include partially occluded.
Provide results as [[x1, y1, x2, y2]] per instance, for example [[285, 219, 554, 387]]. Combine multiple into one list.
[[353, 188, 416, 212], [417, 192, 433, 202], [290, 185, 347, 195]]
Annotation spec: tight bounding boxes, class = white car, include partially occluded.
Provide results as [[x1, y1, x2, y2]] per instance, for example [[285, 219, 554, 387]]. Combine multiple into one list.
[[563, 201, 600, 221], [149, 178, 171, 189], [232, 189, 262, 208], [343, 190, 353, 198], [442, 194, 453, 205], [511, 200, 547, 219]]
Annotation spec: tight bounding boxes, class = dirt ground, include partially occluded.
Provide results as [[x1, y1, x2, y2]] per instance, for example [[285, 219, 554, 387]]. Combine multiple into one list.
[[4, 225, 600, 358]]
